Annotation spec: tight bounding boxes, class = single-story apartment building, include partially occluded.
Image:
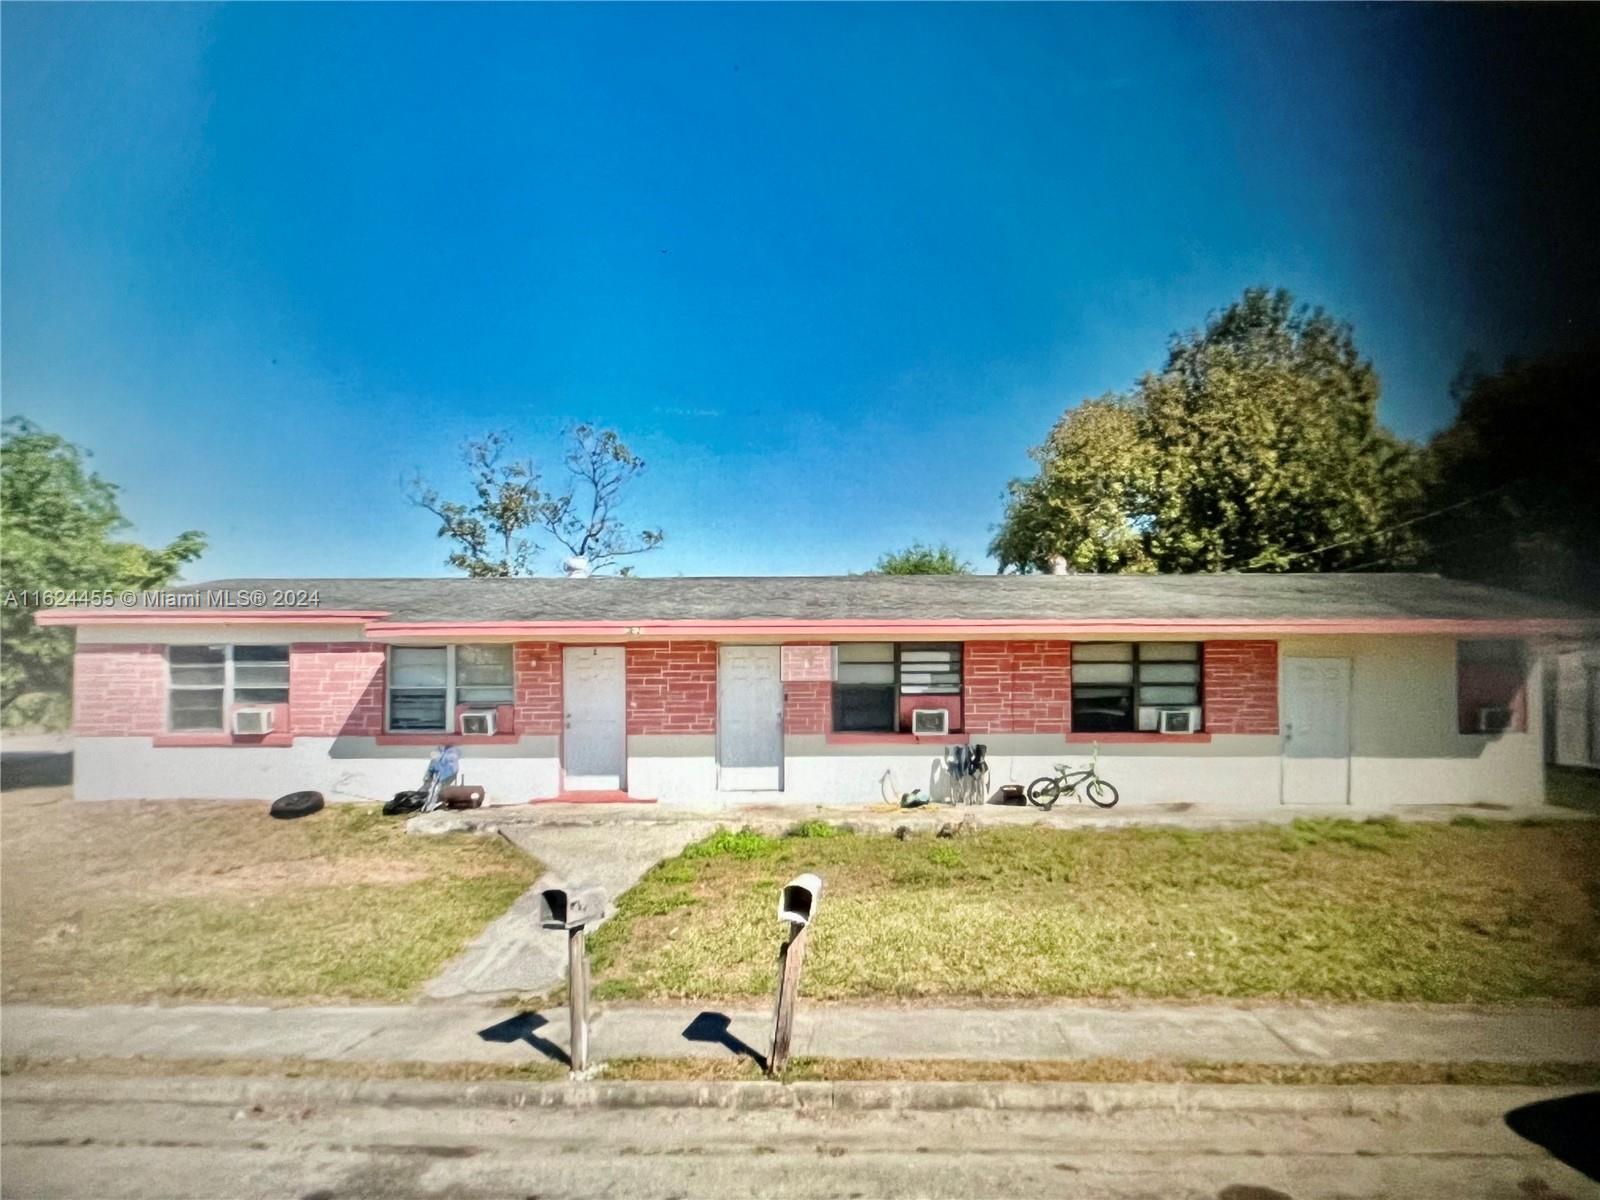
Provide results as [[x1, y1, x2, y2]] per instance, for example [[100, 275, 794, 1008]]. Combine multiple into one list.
[[37, 573, 1600, 809]]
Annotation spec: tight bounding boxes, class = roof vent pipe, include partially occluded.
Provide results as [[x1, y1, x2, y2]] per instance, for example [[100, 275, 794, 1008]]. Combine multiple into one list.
[[1049, 555, 1071, 576], [562, 556, 592, 578]]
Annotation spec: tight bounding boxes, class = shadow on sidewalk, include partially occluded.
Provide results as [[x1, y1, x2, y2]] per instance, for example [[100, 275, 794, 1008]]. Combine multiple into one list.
[[1505, 1091, 1600, 1181], [477, 1012, 570, 1067], [682, 1011, 766, 1069]]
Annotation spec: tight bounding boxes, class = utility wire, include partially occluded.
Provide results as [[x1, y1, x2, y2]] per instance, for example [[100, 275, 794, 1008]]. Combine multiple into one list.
[[1271, 481, 1516, 567]]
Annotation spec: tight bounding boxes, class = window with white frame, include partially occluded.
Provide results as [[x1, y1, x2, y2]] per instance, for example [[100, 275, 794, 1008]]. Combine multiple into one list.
[[1071, 642, 1202, 733], [167, 645, 290, 731], [387, 645, 514, 732]]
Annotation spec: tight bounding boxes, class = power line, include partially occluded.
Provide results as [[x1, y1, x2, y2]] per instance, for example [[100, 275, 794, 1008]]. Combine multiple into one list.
[[1272, 482, 1516, 568]]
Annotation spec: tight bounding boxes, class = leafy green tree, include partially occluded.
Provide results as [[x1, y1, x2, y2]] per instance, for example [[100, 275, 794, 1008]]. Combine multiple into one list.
[[1415, 347, 1600, 600], [874, 542, 972, 575], [993, 289, 1422, 573], [0, 418, 206, 727], [410, 425, 663, 577]]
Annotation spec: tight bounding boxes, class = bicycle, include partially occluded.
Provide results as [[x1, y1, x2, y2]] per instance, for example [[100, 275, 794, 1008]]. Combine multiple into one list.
[[1026, 743, 1120, 809]]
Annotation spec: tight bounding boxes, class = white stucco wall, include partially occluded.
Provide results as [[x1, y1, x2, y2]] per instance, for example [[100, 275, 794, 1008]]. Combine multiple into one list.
[[74, 735, 560, 805]]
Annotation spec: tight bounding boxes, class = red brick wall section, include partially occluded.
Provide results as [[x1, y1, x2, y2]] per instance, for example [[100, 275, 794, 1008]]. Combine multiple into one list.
[[73, 643, 166, 736], [626, 642, 717, 736], [514, 642, 564, 736], [784, 681, 831, 735], [963, 641, 1072, 734], [290, 643, 385, 736], [1202, 640, 1279, 734]]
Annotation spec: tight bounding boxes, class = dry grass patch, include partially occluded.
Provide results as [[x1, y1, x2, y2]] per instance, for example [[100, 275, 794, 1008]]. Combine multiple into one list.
[[1, 788, 540, 1003], [587, 819, 1600, 1004], [6, 1054, 1597, 1089]]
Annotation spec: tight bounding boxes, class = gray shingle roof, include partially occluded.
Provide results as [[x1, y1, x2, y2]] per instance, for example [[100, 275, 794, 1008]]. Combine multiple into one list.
[[147, 574, 1598, 624]]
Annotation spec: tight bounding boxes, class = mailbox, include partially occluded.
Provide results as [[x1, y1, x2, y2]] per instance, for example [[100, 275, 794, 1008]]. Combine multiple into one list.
[[539, 882, 607, 930], [778, 873, 823, 928]]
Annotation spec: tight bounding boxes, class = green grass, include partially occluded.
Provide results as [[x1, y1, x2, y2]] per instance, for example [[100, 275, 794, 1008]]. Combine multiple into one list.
[[1549, 766, 1600, 815], [1, 793, 541, 1004], [588, 819, 1600, 1005]]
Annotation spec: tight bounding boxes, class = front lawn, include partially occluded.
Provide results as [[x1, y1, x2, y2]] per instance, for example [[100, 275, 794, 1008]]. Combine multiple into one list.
[[0, 789, 540, 1004], [1549, 766, 1600, 815], [588, 820, 1600, 1004]]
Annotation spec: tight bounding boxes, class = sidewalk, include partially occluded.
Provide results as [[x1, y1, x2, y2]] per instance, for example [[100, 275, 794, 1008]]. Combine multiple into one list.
[[6, 1001, 1597, 1068]]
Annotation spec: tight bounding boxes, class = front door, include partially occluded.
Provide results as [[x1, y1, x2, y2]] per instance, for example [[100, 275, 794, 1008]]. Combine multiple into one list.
[[718, 645, 783, 790], [1280, 656, 1351, 805], [563, 647, 626, 790]]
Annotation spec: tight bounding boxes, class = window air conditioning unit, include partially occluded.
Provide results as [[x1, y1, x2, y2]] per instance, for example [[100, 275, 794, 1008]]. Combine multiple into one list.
[[232, 708, 275, 735], [1157, 707, 1202, 734], [911, 708, 951, 735], [1477, 705, 1513, 734], [459, 709, 498, 736]]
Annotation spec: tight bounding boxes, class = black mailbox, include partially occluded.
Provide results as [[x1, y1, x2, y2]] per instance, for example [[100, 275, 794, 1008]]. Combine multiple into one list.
[[539, 882, 607, 930]]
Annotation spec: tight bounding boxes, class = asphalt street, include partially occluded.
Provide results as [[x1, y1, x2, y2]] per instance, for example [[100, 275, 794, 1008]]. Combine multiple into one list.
[[3, 1075, 1596, 1200]]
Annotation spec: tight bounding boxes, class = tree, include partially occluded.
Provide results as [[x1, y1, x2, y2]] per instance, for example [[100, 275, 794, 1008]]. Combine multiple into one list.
[[0, 418, 206, 727], [992, 289, 1422, 573], [1413, 347, 1600, 600], [409, 425, 663, 577], [874, 542, 972, 575]]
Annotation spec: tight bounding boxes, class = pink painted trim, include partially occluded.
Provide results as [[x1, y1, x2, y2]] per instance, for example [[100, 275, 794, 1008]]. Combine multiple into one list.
[[35, 609, 387, 627], [152, 733, 295, 748], [363, 617, 1597, 638], [1064, 732, 1213, 744], [375, 733, 522, 746], [823, 731, 969, 745]]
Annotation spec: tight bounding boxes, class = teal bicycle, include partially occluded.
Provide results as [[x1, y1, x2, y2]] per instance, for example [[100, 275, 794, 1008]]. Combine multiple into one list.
[[1026, 743, 1120, 810]]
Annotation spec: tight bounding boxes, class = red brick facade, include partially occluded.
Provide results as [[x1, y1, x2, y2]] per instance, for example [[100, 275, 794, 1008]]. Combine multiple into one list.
[[626, 641, 717, 736], [73, 643, 166, 736], [514, 642, 564, 736], [963, 641, 1072, 734], [1201, 640, 1279, 734], [783, 681, 831, 734], [289, 643, 385, 736]]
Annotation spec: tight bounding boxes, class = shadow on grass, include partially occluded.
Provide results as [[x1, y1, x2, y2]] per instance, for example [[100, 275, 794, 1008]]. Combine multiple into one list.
[[478, 1011, 569, 1067], [683, 1010, 766, 1069], [1504, 1091, 1600, 1181]]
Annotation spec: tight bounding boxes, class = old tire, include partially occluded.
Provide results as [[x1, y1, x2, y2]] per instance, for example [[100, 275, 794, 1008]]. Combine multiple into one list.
[[270, 790, 324, 820]]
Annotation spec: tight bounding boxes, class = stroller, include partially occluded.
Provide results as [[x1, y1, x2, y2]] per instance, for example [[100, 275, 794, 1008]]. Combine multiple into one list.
[[944, 743, 990, 806], [383, 745, 462, 815]]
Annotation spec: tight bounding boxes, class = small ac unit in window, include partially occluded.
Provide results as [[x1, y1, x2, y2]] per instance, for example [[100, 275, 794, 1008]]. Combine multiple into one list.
[[911, 708, 951, 735], [1157, 707, 1202, 734], [1477, 705, 1513, 734], [232, 708, 275, 735], [459, 709, 498, 736]]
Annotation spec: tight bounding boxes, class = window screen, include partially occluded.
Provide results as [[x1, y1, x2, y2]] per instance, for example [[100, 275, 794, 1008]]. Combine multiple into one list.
[[167, 644, 289, 731]]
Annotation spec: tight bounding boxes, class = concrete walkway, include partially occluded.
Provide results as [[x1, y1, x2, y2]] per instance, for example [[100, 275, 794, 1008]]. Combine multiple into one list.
[[420, 819, 718, 1001], [6, 1001, 1597, 1068]]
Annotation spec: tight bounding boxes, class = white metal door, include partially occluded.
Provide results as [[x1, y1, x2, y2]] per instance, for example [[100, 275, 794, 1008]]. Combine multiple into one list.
[[1280, 656, 1351, 806], [563, 647, 626, 790], [718, 645, 783, 791]]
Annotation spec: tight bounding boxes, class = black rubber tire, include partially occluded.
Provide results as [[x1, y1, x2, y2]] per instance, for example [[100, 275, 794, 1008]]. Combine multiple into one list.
[[270, 790, 324, 820], [1026, 777, 1060, 810], [1085, 778, 1120, 809]]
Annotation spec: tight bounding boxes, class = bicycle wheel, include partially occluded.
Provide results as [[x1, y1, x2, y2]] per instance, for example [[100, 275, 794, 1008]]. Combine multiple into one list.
[[1026, 777, 1060, 810], [1085, 778, 1120, 809]]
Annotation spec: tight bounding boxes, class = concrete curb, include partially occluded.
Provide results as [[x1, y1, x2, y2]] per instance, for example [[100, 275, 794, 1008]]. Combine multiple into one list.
[[4, 1074, 1585, 1117]]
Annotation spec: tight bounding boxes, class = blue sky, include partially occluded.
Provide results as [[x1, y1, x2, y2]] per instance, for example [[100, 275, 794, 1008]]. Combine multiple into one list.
[[1, 4, 1582, 580]]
